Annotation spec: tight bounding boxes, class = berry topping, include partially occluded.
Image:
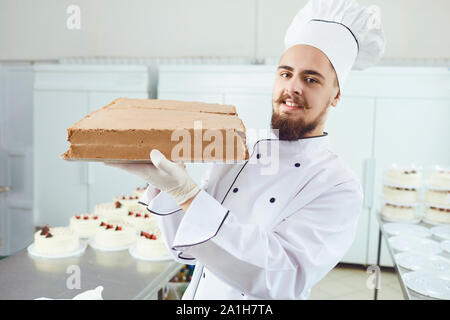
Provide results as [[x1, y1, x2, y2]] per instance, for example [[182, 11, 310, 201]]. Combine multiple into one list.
[[115, 226, 122, 231], [122, 196, 126, 200], [45, 232, 53, 238], [40, 225, 50, 236], [114, 201, 122, 208], [83, 216, 89, 220], [106, 224, 114, 229], [128, 211, 133, 216], [76, 215, 81, 219], [136, 213, 141, 218], [100, 221, 107, 227], [93, 216, 98, 220], [144, 214, 149, 218], [151, 234, 157, 240]]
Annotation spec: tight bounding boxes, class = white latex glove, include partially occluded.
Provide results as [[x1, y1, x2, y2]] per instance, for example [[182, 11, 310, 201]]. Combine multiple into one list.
[[104, 149, 199, 205]]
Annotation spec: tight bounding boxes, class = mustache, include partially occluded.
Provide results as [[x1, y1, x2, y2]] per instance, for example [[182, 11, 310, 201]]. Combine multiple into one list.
[[275, 94, 309, 109]]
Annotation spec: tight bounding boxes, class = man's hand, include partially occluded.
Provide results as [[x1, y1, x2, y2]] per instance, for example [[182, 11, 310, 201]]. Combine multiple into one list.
[[105, 149, 200, 206]]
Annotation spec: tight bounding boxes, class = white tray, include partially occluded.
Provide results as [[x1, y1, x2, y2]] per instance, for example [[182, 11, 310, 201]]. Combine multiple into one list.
[[61, 154, 246, 164], [441, 240, 450, 255], [388, 235, 442, 255], [430, 225, 450, 241], [89, 238, 135, 252], [383, 223, 431, 238], [27, 242, 87, 259], [380, 214, 422, 224], [128, 245, 173, 262], [403, 271, 450, 300], [422, 218, 450, 226], [395, 252, 450, 272]]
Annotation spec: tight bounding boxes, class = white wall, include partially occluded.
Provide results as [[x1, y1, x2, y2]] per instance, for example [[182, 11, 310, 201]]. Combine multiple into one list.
[[0, 0, 449, 62]]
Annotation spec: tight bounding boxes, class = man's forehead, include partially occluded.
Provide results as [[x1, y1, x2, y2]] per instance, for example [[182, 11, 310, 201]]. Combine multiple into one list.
[[279, 44, 332, 74]]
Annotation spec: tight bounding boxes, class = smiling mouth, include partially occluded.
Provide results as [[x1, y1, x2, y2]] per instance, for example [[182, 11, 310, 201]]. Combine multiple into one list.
[[281, 100, 304, 110]]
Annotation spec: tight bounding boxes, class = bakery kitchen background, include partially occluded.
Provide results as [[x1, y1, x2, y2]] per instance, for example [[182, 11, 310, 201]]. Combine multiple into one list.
[[0, 0, 449, 301]]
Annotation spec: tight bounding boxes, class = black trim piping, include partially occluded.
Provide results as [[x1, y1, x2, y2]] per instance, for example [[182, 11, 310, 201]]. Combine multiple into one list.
[[177, 251, 196, 261], [171, 210, 230, 250], [310, 19, 359, 53], [146, 206, 183, 216]]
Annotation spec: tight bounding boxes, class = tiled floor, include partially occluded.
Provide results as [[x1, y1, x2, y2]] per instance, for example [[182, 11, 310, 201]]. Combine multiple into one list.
[[310, 263, 405, 300]]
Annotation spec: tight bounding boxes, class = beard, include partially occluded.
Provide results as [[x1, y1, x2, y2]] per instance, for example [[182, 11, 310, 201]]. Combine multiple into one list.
[[271, 102, 329, 141]]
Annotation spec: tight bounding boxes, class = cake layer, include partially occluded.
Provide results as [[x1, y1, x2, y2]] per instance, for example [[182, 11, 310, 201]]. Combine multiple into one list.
[[63, 98, 249, 162], [106, 98, 237, 115]]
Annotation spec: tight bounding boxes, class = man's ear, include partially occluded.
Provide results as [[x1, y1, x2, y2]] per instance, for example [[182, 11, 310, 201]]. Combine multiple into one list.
[[330, 90, 341, 107]]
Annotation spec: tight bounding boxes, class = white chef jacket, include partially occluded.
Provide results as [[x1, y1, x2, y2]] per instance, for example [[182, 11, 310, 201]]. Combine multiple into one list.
[[138, 131, 363, 300]]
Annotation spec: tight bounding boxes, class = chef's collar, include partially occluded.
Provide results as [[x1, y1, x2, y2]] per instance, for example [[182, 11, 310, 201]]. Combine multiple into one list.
[[251, 129, 330, 155]]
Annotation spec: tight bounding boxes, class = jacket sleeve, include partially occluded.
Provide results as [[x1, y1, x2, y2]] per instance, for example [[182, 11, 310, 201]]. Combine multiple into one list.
[[170, 179, 364, 299], [140, 164, 214, 264]]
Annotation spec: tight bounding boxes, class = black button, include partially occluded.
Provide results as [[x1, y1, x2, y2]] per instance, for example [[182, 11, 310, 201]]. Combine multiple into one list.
[[256, 153, 261, 159], [241, 293, 245, 296], [270, 197, 275, 203], [203, 272, 205, 278], [233, 187, 238, 193], [295, 162, 301, 167]]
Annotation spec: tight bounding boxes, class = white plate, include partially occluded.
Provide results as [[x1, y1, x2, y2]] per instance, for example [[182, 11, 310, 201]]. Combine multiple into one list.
[[383, 223, 431, 238], [395, 252, 450, 272], [388, 235, 442, 255], [27, 242, 87, 259], [431, 225, 450, 241], [89, 238, 134, 252], [128, 245, 173, 262], [441, 240, 450, 254], [381, 214, 422, 224], [403, 271, 450, 300], [422, 218, 450, 226]]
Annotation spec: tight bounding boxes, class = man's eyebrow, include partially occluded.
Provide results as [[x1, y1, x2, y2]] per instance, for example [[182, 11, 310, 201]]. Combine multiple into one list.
[[303, 69, 325, 80], [277, 65, 325, 80], [278, 65, 294, 72]]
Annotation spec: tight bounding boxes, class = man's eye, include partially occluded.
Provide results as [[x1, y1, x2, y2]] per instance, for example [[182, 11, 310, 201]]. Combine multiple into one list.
[[280, 72, 290, 78], [305, 78, 317, 84]]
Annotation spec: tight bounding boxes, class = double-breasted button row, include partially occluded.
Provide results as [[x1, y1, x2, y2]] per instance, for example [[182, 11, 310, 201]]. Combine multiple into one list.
[[254, 152, 301, 169]]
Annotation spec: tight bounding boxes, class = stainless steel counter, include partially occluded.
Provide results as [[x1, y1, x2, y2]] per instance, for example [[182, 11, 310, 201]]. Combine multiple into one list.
[[0, 240, 183, 300]]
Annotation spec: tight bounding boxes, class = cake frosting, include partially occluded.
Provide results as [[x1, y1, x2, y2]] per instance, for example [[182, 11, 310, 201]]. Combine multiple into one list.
[[426, 169, 450, 190], [62, 98, 249, 162], [383, 185, 418, 204], [381, 203, 418, 222], [135, 231, 170, 259], [424, 206, 450, 224], [69, 213, 100, 238], [425, 189, 450, 207], [94, 201, 128, 224], [385, 168, 422, 187], [113, 195, 140, 207], [124, 211, 159, 233], [93, 222, 136, 249], [134, 186, 147, 198], [34, 225, 79, 256]]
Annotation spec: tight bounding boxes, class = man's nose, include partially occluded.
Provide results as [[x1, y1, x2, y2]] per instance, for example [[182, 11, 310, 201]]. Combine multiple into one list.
[[286, 77, 302, 96]]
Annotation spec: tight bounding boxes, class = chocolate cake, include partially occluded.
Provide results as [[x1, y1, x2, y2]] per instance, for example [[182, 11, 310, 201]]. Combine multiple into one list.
[[62, 98, 249, 163]]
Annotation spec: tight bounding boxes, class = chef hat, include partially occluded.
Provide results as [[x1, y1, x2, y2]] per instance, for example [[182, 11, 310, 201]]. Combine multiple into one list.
[[284, 0, 385, 91]]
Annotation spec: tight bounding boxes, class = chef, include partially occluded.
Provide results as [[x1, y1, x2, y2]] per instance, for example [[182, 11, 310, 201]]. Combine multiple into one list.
[[106, 0, 385, 299]]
